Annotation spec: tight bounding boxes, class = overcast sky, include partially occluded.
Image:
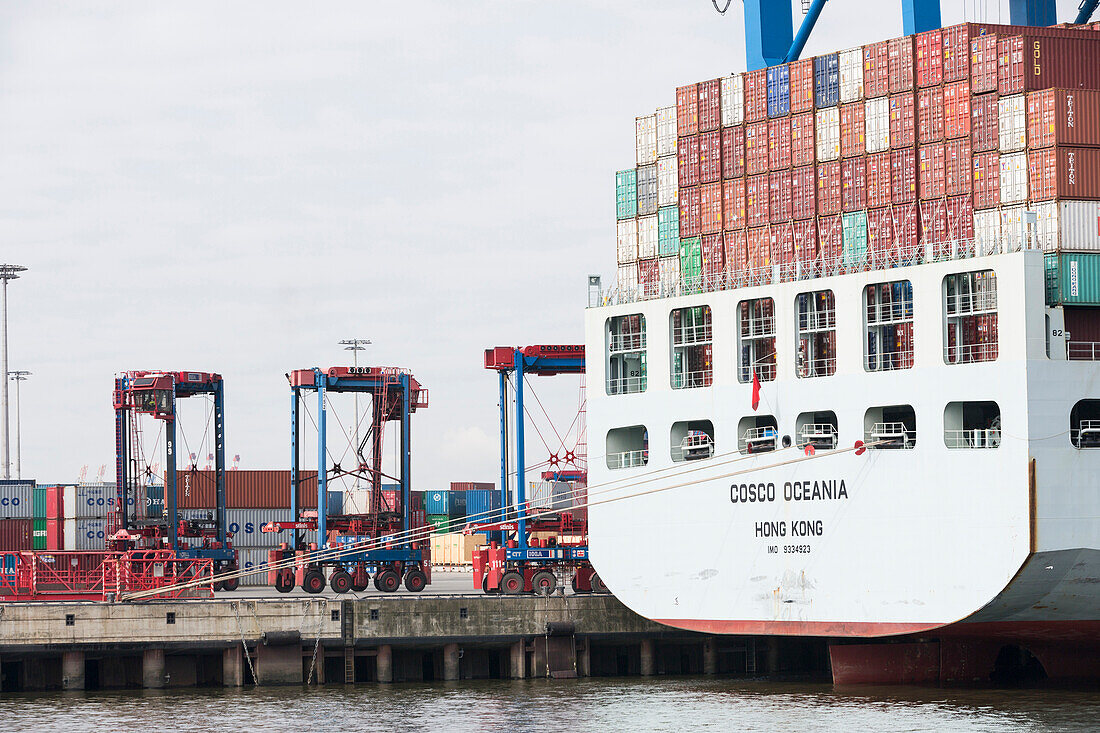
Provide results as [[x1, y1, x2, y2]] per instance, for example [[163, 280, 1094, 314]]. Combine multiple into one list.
[[0, 1, 1086, 490]]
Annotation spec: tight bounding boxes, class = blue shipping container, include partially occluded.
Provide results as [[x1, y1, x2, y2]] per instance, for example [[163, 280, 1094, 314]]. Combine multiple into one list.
[[814, 53, 839, 109], [465, 489, 503, 524], [767, 64, 790, 118], [425, 490, 468, 518]]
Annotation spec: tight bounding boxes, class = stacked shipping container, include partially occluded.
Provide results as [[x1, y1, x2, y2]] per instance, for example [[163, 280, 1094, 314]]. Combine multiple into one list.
[[615, 22, 1100, 297]]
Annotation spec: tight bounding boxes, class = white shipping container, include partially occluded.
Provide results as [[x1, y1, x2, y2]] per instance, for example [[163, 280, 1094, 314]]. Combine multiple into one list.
[[342, 488, 371, 514], [528, 481, 574, 511], [865, 97, 890, 153], [815, 107, 840, 162], [657, 156, 678, 207], [638, 215, 659, 259], [617, 218, 638, 264], [75, 482, 133, 519], [658, 254, 680, 292], [0, 480, 33, 519], [617, 262, 639, 294], [74, 518, 107, 551], [720, 74, 744, 126], [999, 205, 1032, 248], [656, 106, 678, 157], [1035, 200, 1100, 252], [63, 485, 76, 520], [839, 48, 864, 103], [998, 95, 1026, 153], [63, 517, 76, 550], [636, 114, 657, 166], [999, 152, 1028, 204], [974, 208, 1002, 246], [237, 547, 273, 586]]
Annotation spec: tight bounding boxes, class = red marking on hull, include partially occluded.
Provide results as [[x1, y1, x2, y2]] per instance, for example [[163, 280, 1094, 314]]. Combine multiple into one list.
[[653, 618, 944, 637]]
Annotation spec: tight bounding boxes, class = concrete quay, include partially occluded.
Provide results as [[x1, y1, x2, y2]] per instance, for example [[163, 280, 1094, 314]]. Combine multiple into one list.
[[0, 593, 822, 690]]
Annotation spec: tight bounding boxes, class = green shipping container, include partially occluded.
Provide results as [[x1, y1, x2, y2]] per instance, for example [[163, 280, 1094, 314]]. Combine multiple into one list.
[[616, 169, 637, 220], [33, 487, 47, 519], [841, 211, 867, 266], [33, 518, 46, 550], [657, 206, 680, 256], [427, 514, 453, 533], [1045, 252, 1100, 306], [680, 237, 702, 292]]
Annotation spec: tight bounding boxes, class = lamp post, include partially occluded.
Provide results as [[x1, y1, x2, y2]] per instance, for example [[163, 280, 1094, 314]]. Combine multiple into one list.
[[9, 371, 29, 480], [339, 338, 371, 483], [0, 265, 27, 479]]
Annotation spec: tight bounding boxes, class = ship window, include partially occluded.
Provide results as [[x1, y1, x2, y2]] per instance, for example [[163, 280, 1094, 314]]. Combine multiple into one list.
[[670, 306, 713, 389], [738, 298, 777, 383], [864, 281, 914, 372], [671, 420, 715, 462], [738, 415, 778, 454], [606, 425, 649, 469], [864, 405, 916, 449], [944, 270, 998, 364], [606, 314, 647, 395], [796, 290, 836, 378], [795, 411, 838, 451], [1070, 400, 1100, 449], [944, 401, 1001, 449]]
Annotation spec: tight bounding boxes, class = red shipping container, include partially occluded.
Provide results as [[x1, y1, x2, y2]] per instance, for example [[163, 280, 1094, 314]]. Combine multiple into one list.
[[888, 36, 915, 93], [791, 166, 816, 220], [892, 201, 920, 260], [919, 143, 946, 199], [944, 80, 971, 139], [945, 137, 972, 196], [771, 222, 794, 263], [867, 207, 894, 260], [678, 134, 700, 188], [450, 482, 494, 492], [972, 150, 1000, 209], [699, 78, 722, 132], [768, 117, 792, 170], [178, 469, 321, 508], [677, 83, 699, 137], [864, 40, 890, 98], [746, 175, 770, 227], [890, 92, 916, 148], [700, 181, 723, 233], [947, 195, 975, 240], [1027, 88, 1100, 148], [725, 228, 747, 272], [700, 130, 722, 183], [790, 112, 815, 167], [723, 178, 746, 230], [841, 157, 867, 212], [919, 198, 948, 256], [999, 35, 1100, 95], [47, 485, 63, 519], [0, 518, 33, 550], [47, 518, 63, 551], [638, 257, 659, 298], [818, 214, 842, 264], [745, 69, 768, 122], [679, 185, 702, 237], [915, 28, 943, 88], [891, 146, 917, 203], [971, 92, 999, 152], [790, 58, 815, 113], [701, 233, 725, 281], [1027, 146, 1100, 201], [917, 86, 944, 143], [747, 227, 771, 268], [769, 171, 793, 223], [840, 103, 866, 158], [970, 35, 998, 94], [722, 126, 745, 178], [866, 150, 892, 207], [817, 160, 841, 215], [745, 121, 769, 175], [792, 218, 817, 264], [942, 25, 970, 82]]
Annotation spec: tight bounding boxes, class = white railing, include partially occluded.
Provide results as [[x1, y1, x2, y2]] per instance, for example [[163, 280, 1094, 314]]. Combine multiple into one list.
[[796, 356, 836, 378], [593, 234, 1038, 309], [1068, 342, 1100, 361], [671, 369, 713, 389], [1072, 420, 1100, 448], [868, 422, 915, 449], [944, 343, 999, 364], [671, 324, 712, 346], [740, 317, 775, 338], [798, 424, 837, 449], [944, 428, 1001, 449], [609, 332, 646, 353], [739, 359, 776, 383], [798, 309, 836, 332], [742, 426, 778, 453], [607, 450, 648, 470], [605, 375, 647, 395], [945, 291, 998, 316], [865, 349, 915, 372]]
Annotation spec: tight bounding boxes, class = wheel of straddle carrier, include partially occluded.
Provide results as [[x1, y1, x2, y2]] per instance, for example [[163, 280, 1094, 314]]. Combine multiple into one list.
[[404, 570, 428, 593], [352, 580, 369, 592], [303, 569, 327, 594], [590, 572, 608, 594], [221, 565, 239, 592], [532, 570, 557, 596], [330, 570, 353, 594], [274, 569, 295, 593], [376, 569, 401, 593], [501, 571, 525, 595]]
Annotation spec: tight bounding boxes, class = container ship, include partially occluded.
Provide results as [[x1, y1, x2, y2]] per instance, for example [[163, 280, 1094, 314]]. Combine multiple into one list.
[[585, 20, 1100, 683]]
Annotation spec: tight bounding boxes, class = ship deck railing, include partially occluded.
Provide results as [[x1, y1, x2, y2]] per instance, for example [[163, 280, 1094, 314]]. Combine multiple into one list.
[[673, 433, 714, 462], [742, 427, 778, 453], [944, 428, 1001, 449], [868, 422, 916, 449], [944, 342, 999, 364], [671, 369, 713, 389], [608, 332, 646, 353], [865, 349, 915, 372], [597, 234, 1038, 308], [740, 317, 776, 338], [607, 449, 648, 470], [671, 324, 712, 346], [796, 356, 836, 378], [1068, 342, 1100, 361], [798, 424, 838, 450], [605, 375, 647, 395], [1072, 421, 1100, 448]]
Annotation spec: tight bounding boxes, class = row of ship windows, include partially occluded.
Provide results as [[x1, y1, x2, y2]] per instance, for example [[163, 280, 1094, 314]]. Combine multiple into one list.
[[606, 399, 1100, 468], [606, 270, 997, 394]]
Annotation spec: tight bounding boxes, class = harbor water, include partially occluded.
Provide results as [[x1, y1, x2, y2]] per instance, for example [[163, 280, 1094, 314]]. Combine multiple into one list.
[[3, 678, 1099, 732]]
